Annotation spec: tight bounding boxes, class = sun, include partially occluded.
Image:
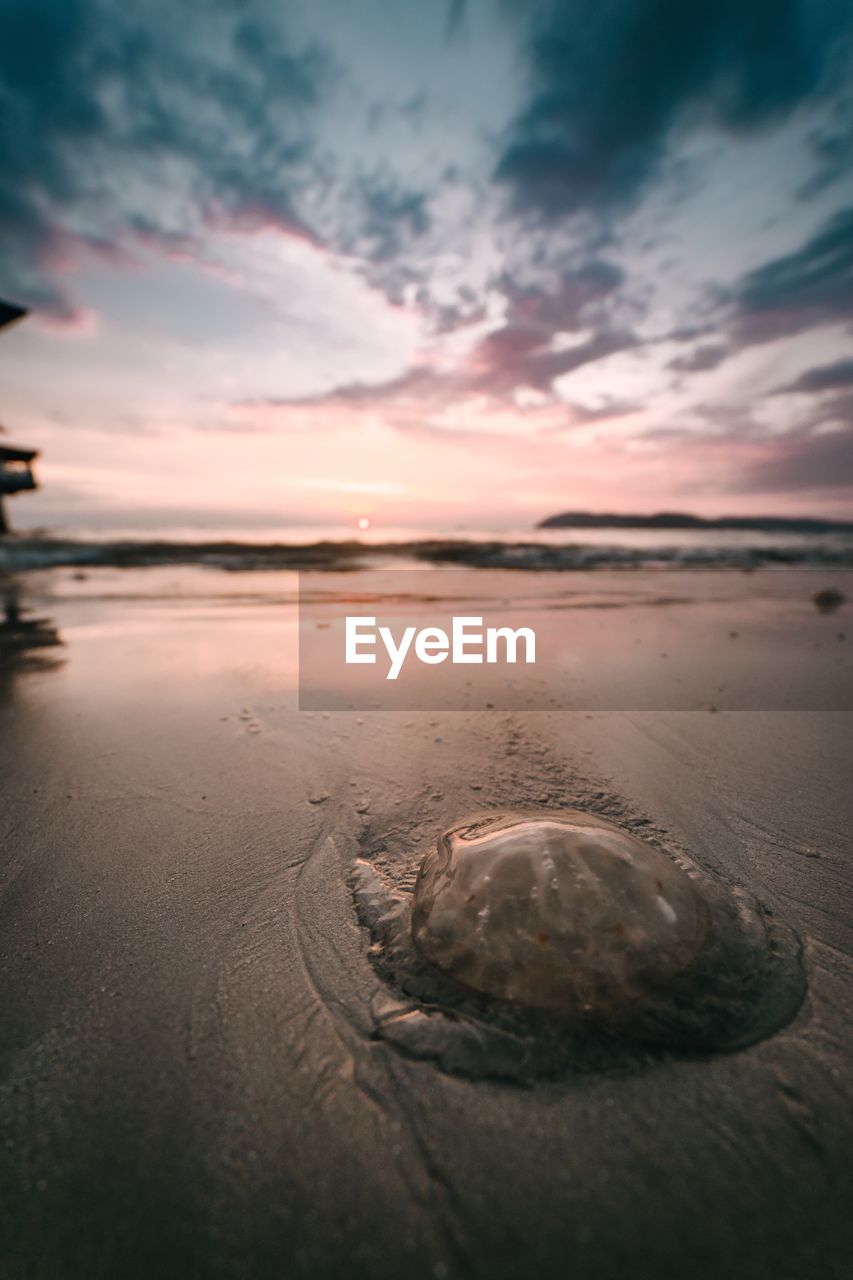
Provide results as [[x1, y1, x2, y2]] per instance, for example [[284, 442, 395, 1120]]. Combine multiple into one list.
[[356, 516, 371, 531]]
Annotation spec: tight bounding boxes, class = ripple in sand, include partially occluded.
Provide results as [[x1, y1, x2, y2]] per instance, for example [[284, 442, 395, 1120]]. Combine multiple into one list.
[[353, 807, 806, 1081]]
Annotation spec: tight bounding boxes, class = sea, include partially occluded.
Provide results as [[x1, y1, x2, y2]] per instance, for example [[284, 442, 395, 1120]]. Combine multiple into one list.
[[2, 521, 853, 572]]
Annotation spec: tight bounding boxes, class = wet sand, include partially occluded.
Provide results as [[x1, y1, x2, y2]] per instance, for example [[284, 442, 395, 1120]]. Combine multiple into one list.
[[1, 567, 852, 1279]]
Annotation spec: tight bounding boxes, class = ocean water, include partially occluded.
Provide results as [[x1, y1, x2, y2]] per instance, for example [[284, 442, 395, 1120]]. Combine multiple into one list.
[[2, 520, 853, 571]]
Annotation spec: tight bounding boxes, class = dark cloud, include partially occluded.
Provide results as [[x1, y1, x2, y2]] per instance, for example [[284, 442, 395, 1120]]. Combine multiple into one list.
[[236, 366, 442, 414], [470, 324, 634, 394], [426, 289, 489, 335], [468, 261, 634, 392], [724, 384, 853, 491], [772, 358, 853, 394], [445, 0, 468, 42], [669, 343, 729, 373], [739, 422, 853, 491], [496, 0, 853, 217], [0, 0, 102, 313], [557, 397, 641, 424], [797, 119, 853, 199], [0, 0, 328, 316], [500, 260, 624, 326], [636, 391, 853, 494], [346, 181, 432, 264], [731, 206, 853, 342]]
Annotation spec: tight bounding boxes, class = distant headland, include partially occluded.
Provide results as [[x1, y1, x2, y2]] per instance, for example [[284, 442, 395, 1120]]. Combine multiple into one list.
[[537, 511, 853, 533]]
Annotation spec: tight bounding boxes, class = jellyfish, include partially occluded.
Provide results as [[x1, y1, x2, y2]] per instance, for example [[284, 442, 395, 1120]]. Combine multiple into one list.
[[409, 809, 805, 1048]]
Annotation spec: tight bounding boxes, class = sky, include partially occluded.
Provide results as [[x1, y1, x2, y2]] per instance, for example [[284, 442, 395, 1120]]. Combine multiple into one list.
[[1, 0, 853, 534]]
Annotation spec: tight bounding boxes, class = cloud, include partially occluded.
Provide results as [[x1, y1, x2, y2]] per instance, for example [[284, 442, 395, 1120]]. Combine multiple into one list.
[[230, 256, 635, 435], [730, 206, 853, 342], [0, 0, 329, 316], [495, 0, 853, 218], [699, 383, 853, 493], [466, 260, 633, 391], [772, 357, 853, 394], [738, 422, 853, 491], [668, 343, 730, 373], [557, 397, 641, 424], [445, 0, 468, 42], [346, 180, 432, 264], [797, 116, 853, 199], [469, 324, 635, 395]]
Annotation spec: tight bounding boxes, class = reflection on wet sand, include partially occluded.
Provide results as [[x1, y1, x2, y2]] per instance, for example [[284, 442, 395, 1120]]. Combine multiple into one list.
[[0, 579, 63, 676]]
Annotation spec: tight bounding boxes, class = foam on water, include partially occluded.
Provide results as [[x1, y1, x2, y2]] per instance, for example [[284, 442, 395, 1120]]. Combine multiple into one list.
[[3, 528, 853, 572]]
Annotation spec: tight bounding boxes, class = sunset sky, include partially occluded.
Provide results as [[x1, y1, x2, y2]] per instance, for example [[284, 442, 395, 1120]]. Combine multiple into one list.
[[1, 0, 852, 533]]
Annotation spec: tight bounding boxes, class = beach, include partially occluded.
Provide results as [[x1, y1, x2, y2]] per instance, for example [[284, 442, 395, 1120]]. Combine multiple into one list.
[[1, 564, 852, 1279], [4, 0, 853, 1272]]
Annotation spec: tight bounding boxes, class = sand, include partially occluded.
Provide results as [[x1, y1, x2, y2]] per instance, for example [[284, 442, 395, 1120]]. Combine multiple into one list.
[[1, 565, 852, 1279]]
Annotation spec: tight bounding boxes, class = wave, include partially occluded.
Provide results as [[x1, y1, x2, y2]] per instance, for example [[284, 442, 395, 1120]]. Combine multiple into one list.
[[3, 533, 853, 572]]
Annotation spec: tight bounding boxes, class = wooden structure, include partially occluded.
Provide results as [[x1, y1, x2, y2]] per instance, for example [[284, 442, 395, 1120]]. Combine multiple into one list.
[[0, 299, 36, 535]]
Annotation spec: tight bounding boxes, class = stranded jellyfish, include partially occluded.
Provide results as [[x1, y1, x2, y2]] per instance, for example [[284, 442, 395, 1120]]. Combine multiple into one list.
[[409, 809, 805, 1048]]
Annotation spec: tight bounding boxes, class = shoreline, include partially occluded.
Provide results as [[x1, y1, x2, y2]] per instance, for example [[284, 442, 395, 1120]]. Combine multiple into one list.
[[3, 531, 853, 573]]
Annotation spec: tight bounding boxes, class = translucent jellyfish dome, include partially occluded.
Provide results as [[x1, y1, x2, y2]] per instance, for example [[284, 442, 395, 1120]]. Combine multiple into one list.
[[410, 809, 804, 1045]]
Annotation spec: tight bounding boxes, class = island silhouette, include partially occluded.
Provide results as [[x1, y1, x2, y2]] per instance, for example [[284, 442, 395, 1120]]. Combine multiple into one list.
[[538, 511, 853, 532]]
